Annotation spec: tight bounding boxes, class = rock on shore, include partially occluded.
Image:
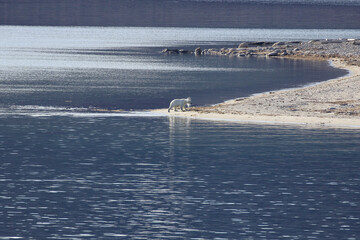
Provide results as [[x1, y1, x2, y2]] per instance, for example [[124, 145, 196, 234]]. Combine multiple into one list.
[[161, 39, 360, 66], [194, 47, 202, 56]]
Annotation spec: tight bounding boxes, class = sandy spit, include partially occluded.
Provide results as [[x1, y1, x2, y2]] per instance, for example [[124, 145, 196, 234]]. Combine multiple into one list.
[[153, 47, 360, 128]]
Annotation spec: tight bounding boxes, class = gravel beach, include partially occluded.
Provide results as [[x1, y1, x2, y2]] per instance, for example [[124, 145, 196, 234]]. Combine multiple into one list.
[[155, 40, 360, 128]]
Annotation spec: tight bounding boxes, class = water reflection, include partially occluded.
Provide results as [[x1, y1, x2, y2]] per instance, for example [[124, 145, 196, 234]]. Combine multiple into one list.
[[169, 115, 192, 160]]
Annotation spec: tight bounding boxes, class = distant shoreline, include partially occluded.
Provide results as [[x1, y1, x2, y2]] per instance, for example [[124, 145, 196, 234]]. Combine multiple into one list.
[[154, 39, 360, 128]]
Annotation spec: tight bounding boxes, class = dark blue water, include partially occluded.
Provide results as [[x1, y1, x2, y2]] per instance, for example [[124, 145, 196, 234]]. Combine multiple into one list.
[[1, 0, 360, 28], [1, 116, 360, 239]]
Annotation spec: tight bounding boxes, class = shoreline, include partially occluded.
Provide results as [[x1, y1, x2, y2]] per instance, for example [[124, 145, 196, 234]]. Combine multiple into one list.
[[153, 40, 360, 128]]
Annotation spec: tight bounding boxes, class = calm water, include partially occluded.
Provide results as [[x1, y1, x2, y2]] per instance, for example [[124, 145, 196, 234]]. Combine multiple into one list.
[[0, 26, 351, 111], [1, 0, 360, 28], [1, 25, 360, 239]]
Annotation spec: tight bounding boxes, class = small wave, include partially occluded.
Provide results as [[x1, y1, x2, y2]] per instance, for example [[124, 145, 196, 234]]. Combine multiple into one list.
[[0, 238, 24, 240], [9, 105, 86, 111], [0, 105, 166, 118]]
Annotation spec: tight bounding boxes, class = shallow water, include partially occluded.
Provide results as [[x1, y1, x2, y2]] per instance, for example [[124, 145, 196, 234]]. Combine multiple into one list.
[[0, 26, 349, 110], [1, 116, 360, 239]]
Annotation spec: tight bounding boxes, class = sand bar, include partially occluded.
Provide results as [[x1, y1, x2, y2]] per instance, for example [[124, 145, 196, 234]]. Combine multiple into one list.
[[154, 40, 360, 128]]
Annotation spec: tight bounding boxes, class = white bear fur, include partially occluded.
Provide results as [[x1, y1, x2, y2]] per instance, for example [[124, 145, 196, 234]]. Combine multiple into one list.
[[168, 97, 192, 112]]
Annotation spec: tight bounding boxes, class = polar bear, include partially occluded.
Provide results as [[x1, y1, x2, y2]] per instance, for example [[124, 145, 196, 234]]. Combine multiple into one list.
[[168, 97, 192, 112]]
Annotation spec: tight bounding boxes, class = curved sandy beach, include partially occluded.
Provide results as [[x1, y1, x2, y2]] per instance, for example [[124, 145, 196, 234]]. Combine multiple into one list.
[[153, 41, 360, 128]]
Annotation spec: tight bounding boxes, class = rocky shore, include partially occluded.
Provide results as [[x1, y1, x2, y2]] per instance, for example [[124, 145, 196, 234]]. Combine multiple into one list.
[[157, 39, 360, 128], [162, 38, 360, 66]]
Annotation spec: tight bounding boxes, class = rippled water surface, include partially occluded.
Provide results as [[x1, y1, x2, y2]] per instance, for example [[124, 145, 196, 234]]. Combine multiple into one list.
[[1, 26, 360, 239], [1, 116, 360, 239]]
